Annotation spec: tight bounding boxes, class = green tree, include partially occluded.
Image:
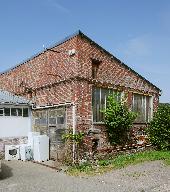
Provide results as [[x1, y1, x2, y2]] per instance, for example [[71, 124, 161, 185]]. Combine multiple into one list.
[[147, 103, 170, 150], [103, 94, 137, 145]]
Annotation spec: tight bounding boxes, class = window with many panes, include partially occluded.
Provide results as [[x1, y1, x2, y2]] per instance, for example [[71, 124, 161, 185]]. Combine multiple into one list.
[[0, 107, 29, 117], [132, 93, 153, 123], [92, 87, 122, 122]]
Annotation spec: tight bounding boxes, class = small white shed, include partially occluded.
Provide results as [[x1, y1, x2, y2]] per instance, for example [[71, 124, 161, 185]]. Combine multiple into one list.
[[0, 90, 32, 138]]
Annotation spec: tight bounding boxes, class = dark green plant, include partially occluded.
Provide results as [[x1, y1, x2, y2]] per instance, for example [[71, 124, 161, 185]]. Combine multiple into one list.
[[62, 130, 85, 163], [62, 131, 85, 144], [147, 103, 170, 150], [103, 94, 137, 145]]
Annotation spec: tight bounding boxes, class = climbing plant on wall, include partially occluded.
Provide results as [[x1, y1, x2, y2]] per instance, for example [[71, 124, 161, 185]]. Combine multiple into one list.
[[103, 94, 137, 145]]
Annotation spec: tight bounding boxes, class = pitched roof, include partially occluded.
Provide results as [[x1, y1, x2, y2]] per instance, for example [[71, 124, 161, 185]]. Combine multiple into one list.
[[0, 30, 161, 92], [0, 89, 31, 105]]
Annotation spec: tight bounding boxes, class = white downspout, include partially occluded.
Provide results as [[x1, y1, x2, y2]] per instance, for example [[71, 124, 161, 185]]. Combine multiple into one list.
[[72, 103, 76, 163]]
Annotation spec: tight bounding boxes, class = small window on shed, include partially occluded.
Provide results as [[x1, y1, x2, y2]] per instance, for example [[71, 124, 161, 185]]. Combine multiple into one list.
[[4, 108, 10, 116], [23, 108, 29, 117], [0, 108, 4, 116], [11, 108, 17, 116], [91, 59, 101, 79], [17, 108, 22, 116], [11, 108, 22, 116]]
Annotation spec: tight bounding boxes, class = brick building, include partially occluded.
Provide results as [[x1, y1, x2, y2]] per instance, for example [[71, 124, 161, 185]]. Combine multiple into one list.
[[0, 31, 161, 158]]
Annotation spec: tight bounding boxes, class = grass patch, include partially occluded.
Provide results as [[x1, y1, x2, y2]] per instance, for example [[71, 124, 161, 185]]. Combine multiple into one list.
[[67, 150, 170, 176]]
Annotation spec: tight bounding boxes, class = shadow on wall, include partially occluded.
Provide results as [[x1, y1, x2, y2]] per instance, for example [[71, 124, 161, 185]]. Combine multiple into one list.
[[0, 162, 13, 180]]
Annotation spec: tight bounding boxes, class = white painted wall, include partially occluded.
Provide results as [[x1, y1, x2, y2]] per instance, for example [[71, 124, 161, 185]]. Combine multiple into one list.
[[0, 105, 32, 138], [0, 116, 31, 138]]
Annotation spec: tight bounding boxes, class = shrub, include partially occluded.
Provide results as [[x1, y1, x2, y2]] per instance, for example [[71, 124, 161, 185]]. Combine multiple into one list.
[[103, 94, 137, 145], [147, 103, 170, 150], [62, 130, 85, 164]]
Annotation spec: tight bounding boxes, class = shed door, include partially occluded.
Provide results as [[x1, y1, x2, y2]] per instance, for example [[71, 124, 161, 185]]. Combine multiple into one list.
[[33, 107, 66, 159], [48, 108, 65, 146]]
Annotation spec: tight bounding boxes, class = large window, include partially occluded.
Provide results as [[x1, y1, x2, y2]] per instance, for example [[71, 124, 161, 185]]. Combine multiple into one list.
[[132, 93, 153, 123], [92, 87, 122, 122]]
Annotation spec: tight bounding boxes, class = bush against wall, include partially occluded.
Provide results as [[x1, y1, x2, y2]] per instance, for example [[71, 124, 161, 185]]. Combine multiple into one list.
[[147, 103, 170, 150], [103, 94, 137, 145]]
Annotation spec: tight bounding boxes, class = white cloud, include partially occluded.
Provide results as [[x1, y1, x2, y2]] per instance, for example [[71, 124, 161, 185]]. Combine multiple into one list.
[[45, 0, 69, 13], [122, 35, 152, 58]]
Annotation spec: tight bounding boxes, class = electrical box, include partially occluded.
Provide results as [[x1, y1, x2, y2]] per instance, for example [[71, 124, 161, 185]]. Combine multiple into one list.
[[68, 49, 76, 56]]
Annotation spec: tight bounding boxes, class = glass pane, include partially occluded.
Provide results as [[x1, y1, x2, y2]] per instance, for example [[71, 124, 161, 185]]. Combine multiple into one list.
[[101, 89, 110, 121], [57, 116, 64, 124], [0, 109, 4, 116], [133, 94, 146, 123], [17, 108, 22, 116], [4, 108, 10, 116], [146, 96, 151, 122], [56, 129, 65, 145], [23, 108, 29, 117], [11, 108, 17, 116], [92, 87, 100, 122], [35, 119, 40, 125], [40, 118, 47, 125], [49, 117, 56, 125]]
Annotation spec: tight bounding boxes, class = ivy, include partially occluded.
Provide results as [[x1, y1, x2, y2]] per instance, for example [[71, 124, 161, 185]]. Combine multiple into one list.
[[102, 94, 137, 145], [62, 131, 85, 144]]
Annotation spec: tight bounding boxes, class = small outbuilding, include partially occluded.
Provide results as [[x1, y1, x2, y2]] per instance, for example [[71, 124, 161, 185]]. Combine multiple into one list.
[[0, 90, 32, 154]]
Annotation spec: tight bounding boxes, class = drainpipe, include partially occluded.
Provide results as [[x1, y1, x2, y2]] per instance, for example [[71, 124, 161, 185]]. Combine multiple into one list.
[[72, 103, 76, 163]]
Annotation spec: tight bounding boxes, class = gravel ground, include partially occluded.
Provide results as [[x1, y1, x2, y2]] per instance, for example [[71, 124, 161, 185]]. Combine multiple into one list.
[[0, 160, 170, 192]]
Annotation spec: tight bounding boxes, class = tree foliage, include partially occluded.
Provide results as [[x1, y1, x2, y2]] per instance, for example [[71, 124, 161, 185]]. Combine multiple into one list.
[[147, 103, 170, 150], [103, 94, 137, 145]]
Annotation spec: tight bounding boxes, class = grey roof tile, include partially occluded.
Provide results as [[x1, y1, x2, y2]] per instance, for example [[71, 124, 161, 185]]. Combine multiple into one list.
[[0, 89, 31, 105]]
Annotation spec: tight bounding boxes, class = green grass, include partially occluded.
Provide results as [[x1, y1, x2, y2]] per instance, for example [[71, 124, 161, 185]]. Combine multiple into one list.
[[67, 151, 170, 176]]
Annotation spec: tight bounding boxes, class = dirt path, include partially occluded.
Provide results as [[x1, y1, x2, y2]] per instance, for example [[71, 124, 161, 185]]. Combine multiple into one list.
[[0, 160, 170, 192]]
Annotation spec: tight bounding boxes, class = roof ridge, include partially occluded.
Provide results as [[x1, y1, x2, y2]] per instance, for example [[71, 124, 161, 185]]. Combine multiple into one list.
[[0, 30, 82, 75], [0, 30, 161, 92], [0, 89, 31, 104]]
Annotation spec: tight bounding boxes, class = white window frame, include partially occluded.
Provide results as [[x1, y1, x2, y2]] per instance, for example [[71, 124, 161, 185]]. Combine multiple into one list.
[[92, 87, 123, 123], [132, 93, 153, 123]]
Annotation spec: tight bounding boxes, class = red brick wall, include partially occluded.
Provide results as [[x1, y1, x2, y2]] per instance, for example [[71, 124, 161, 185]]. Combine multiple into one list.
[[0, 36, 79, 94]]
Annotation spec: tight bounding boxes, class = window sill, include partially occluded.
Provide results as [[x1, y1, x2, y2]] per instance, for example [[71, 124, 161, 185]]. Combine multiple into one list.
[[133, 122, 150, 125], [93, 122, 105, 125]]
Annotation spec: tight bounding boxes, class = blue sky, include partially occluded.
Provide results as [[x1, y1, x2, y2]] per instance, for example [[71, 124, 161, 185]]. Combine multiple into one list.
[[0, 0, 169, 102]]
